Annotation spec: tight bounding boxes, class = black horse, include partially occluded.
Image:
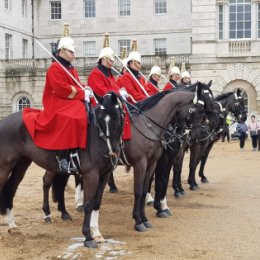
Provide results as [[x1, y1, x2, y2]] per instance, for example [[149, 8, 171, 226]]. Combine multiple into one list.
[[153, 88, 247, 217], [0, 92, 125, 248], [187, 89, 247, 188]]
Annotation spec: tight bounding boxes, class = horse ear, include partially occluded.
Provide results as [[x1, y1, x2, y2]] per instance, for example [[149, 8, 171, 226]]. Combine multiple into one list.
[[197, 82, 202, 96], [208, 80, 212, 87], [110, 92, 118, 105], [236, 88, 241, 95], [94, 93, 103, 104]]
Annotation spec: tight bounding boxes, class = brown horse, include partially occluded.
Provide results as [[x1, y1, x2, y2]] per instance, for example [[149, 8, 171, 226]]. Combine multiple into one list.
[[0, 92, 124, 248], [46, 83, 218, 236]]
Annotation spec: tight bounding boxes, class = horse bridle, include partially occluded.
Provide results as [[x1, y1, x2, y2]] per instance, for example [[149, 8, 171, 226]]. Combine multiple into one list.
[[92, 100, 125, 167]]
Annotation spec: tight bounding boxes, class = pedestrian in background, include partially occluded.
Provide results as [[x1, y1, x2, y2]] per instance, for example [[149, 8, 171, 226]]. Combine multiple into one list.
[[236, 119, 248, 151], [247, 115, 260, 151]]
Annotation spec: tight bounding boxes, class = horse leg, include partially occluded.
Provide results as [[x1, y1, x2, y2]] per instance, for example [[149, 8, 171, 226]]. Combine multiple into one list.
[[188, 143, 202, 190], [52, 174, 72, 221], [42, 170, 54, 223], [81, 169, 99, 248], [91, 169, 112, 243], [198, 142, 214, 183], [133, 160, 147, 232], [140, 162, 158, 229], [145, 173, 154, 206], [107, 171, 118, 193], [74, 175, 84, 212], [2, 157, 32, 232], [154, 149, 173, 217], [172, 148, 186, 198]]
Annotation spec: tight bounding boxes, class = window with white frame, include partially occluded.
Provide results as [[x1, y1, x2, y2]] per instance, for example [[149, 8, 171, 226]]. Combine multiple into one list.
[[5, 0, 11, 10], [22, 0, 28, 16], [154, 38, 166, 55], [22, 39, 28, 59], [154, 0, 167, 15], [229, 0, 251, 39], [17, 97, 31, 111], [84, 0, 96, 18], [5, 34, 12, 59], [258, 3, 260, 38], [119, 0, 130, 17], [83, 41, 96, 57], [218, 5, 224, 40], [118, 40, 131, 55], [50, 1, 61, 20]]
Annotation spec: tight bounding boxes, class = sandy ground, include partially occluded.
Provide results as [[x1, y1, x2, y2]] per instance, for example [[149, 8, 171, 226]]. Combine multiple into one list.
[[0, 140, 260, 260]]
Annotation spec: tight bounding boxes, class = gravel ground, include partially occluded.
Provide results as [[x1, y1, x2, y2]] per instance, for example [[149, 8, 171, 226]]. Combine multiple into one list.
[[0, 140, 260, 260]]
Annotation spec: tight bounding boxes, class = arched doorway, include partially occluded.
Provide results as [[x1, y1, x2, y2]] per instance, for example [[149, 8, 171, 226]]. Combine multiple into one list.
[[223, 80, 256, 115]]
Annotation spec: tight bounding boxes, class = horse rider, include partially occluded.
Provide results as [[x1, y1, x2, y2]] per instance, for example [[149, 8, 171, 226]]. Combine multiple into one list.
[[87, 33, 131, 139], [118, 40, 151, 103], [23, 23, 93, 173], [87, 33, 125, 97], [145, 65, 161, 95], [163, 66, 181, 91], [180, 70, 191, 87]]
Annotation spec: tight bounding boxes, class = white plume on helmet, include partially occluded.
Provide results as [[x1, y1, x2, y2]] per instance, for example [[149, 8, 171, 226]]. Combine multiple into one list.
[[170, 66, 181, 76], [57, 23, 76, 53], [181, 70, 191, 79], [98, 33, 115, 62], [149, 66, 161, 77], [128, 40, 142, 64]]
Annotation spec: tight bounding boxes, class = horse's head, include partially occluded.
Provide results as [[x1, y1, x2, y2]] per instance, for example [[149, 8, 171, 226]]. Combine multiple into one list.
[[176, 83, 217, 143], [229, 89, 247, 122], [95, 92, 125, 156], [192, 81, 220, 130]]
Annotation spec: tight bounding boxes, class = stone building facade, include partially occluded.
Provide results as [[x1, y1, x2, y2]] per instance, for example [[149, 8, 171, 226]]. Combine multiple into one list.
[[1, 0, 260, 119]]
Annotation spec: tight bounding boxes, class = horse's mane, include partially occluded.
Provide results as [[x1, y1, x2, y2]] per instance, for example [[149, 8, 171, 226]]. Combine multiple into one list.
[[135, 91, 172, 111], [215, 92, 234, 101]]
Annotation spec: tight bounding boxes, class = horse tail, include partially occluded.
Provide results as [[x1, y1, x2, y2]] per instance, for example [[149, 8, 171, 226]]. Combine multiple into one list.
[[0, 157, 32, 215], [51, 174, 69, 203]]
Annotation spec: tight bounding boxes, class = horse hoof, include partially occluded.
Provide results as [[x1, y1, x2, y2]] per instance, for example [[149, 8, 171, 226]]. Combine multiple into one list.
[[156, 210, 170, 218], [109, 188, 118, 193], [84, 239, 98, 248], [134, 223, 147, 232], [190, 185, 199, 190], [143, 221, 152, 228], [201, 178, 209, 183], [146, 201, 154, 206], [174, 191, 183, 199], [61, 213, 73, 221], [164, 209, 172, 216], [180, 190, 186, 195], [93, 235, 105, 243], [76, 205, 84, 213], [44, 216, 52, 224], [8, 227, 21, 234]]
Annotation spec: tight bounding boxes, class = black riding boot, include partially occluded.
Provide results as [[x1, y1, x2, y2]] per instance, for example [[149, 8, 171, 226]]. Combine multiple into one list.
[[57, 150, 77, 174]]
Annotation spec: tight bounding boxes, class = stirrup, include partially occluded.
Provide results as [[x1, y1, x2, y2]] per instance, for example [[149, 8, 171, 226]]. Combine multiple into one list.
[[56, 157, 78, 174], [70, 150, 81, 169]]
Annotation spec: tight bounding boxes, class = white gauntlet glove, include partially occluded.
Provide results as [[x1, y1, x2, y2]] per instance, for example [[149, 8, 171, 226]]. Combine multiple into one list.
[[119, 88, 129, 100], [84, 86, 94, 102]]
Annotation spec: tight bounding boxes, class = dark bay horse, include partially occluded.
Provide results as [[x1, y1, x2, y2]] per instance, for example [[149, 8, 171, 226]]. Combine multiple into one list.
[[188, 89, 247, 188], [41, 84, 217, 240], [118, 84, 217, 232], [153, 89, 247, 217], [0, 92, 125, 248]]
